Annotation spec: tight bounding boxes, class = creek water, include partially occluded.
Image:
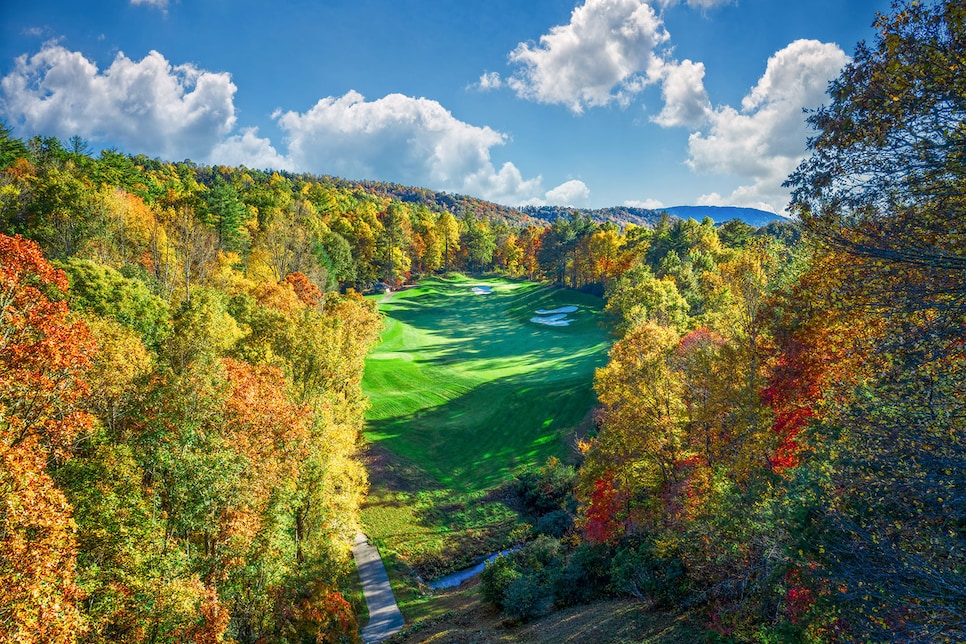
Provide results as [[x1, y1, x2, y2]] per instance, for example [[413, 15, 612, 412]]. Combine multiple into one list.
[[427, 547, 521, 590]]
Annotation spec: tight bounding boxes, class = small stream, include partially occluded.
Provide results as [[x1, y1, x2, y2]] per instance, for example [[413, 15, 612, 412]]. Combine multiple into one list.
[[427, 547, 521, 590]]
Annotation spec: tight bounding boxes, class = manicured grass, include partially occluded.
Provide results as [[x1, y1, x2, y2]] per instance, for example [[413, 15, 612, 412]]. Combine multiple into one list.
[[360, 275, 611, 589], [363, 275, 610, 491]]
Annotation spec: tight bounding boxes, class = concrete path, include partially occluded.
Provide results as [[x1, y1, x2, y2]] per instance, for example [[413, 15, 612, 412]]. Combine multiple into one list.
[[352, 533, 404, 643]]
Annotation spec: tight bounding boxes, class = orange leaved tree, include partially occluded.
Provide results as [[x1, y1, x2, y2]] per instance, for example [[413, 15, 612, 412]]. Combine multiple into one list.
[[0, 233, 96, 643]]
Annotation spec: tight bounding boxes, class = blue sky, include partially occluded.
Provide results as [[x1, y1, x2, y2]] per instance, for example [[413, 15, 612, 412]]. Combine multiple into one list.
[[0, 0, 892, 213]]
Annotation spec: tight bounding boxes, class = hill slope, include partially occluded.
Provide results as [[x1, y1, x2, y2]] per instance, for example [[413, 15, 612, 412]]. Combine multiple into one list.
[[384, 579, 705, 644], [340, 177, 783, 228]]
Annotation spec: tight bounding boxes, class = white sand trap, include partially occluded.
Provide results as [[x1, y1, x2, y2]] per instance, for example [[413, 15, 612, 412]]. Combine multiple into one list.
[[535, 313, 568, 322], [472, 286, 492, 295], [531, 316, 572, 327], [535, 306, 578, 315]]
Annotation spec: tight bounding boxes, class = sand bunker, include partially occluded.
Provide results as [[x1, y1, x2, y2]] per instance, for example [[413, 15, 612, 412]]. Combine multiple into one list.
[[472, 286, 492, 295], [535, 306, 578, 315], [535, 313, 568, 322], [531, 306, 578, 327], [531, 316, 571, 326]]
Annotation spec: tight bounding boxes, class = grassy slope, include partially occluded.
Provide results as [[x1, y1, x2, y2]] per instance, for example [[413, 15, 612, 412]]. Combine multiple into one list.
[[383, 579, 706, 644], [359, 275, 610, 618]]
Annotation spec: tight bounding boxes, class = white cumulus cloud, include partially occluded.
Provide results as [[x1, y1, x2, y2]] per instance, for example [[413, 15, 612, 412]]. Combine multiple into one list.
[[274, 91, 547, 205], [0, 44, 237, 161], [463, 161, 545, 206], [209, 127, 291, 170], [545, 179, 591, 206], [506, 0, 669, 113], [652, 59, 711, 128], [475, 71, 503, 91], [687, 39, 848, 213], [625, 198, 665, 209]]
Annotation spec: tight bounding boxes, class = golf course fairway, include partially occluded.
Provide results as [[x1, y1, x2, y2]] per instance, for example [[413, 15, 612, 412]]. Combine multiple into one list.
[[360, 274, 611, 597]]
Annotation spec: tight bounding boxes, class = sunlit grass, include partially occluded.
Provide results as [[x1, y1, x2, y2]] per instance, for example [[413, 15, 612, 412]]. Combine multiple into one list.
[[360, 274, 611, 592]]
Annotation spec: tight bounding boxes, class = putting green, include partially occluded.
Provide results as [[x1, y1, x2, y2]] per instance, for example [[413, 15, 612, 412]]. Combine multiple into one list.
[[362, 274, 611, 492]]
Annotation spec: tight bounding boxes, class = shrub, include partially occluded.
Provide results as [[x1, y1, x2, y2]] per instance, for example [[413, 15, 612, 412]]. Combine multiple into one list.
[[610, 543, 689, 607], [515, 457, 575, 516], [535, 509, 573, 538], [553, 543, 612, 607], [502, 574, 551, 622], [479, 555, 520, 607], [513, 535, 561, 573]]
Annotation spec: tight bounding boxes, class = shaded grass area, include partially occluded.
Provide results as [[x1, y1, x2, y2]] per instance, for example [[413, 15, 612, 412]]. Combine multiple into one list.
[[359, 275, 610, 612], [358, 443, 527, 623], [345, 564, 369, 626], [384, 579, 707, 644], [360, 444, 521, 582]]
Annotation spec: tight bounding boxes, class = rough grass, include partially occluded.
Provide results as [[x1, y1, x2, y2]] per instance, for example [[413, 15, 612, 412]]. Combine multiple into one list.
[[359, 275, 610, 605], [383, 579, 708, 644]]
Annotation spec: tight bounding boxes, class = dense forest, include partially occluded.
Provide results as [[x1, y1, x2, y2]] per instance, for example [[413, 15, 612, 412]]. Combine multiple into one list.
[[0, 111, 721, 642], [1, 1, 963, 642], [0, 139, 388, 640]]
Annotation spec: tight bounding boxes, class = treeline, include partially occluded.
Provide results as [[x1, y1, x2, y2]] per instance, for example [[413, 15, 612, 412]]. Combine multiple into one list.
[[481, 3, 964, 641], [0, 129, 789, 298], [0, 134, 385, 640]]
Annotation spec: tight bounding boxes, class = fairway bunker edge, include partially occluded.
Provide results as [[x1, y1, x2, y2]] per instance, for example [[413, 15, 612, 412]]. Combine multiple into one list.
[[531, 305, 579, 327]]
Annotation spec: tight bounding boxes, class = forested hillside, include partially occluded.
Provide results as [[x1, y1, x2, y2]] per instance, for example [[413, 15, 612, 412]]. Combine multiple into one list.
[[471, 4, 963, 642], [0, 135, 392, 642], [0, 119, 783, 643], [1, 2, 963, 643]]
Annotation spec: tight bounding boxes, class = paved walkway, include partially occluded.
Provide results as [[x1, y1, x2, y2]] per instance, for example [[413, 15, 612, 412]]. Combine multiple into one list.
[[352, 533, 404, 643]]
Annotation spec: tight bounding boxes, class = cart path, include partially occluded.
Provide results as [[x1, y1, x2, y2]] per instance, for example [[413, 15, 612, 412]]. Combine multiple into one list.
[[352, 533, 404, 643]]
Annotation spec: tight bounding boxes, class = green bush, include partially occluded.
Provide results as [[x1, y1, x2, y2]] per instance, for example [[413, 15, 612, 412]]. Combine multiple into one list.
[[553, 543, 612, 607], [535, 509, 573, 538], [479, 555, 520, 607], [513, 535, 561, 573], [515, 457, 576, 516], [482, 537, 618, 620], [502, 573, 551, 622], [610, 543, 689, 607]]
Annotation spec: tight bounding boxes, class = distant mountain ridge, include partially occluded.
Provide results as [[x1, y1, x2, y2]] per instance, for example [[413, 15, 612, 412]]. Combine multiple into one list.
[[660, 205, 788, 227], [520, 205, 664, 228], [340, 179, 787, 228]]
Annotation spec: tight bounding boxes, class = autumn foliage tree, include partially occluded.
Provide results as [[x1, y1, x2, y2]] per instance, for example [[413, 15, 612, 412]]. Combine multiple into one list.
[[788, 0, 966, 342], [784, 2, 966, 639], [0, 133, 385, 641], [0, 234, 95, 643]]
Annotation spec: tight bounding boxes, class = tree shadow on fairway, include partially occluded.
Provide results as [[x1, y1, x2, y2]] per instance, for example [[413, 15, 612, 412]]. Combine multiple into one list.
[[365, 365, 604, 494], [363, 277, 613, 579], [379, 283, 608, 373]]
